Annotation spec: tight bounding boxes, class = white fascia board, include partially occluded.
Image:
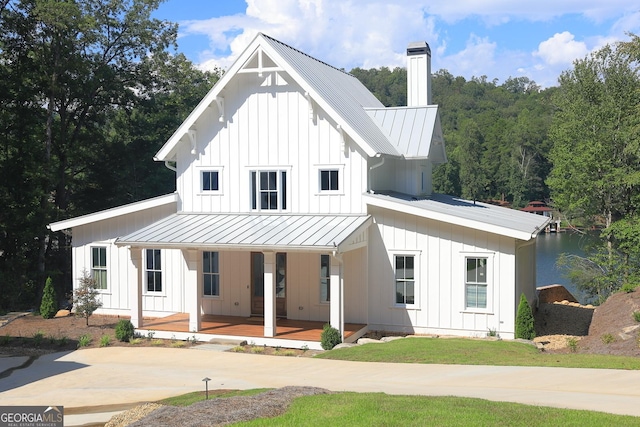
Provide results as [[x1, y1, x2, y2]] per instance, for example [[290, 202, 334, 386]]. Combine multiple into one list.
[[48, 193, 178, 232], [365, 194, 541, 241], [154, 34, 265, 162]]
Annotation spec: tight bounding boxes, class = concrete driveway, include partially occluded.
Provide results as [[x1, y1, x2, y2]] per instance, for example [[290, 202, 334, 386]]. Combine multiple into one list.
[[2, 347, 640, 425]]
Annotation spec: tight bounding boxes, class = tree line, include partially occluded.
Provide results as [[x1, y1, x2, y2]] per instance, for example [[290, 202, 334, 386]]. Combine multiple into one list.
[[1, 0, 638, 309]]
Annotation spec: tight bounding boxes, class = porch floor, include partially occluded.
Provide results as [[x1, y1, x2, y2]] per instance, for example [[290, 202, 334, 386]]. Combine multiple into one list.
[[142, 313, 366, 342]]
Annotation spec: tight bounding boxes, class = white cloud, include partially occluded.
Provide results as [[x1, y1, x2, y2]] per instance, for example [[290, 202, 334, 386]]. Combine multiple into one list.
[[534, 32, 589, 66], [175, 0, 640, 87]]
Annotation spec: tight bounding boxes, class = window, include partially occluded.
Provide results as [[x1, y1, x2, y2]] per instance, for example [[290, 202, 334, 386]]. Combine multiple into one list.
[[145, 249, 162, 292], [203, 251, 220, 297], [202, 171, 219, 191], [394, 255, 415, 305], [91, 247, 107, 290], [320, 169, 339, 191], [320, 254, 330, 303], [466, 257, 487, 309], [250, 170, 287, 210]]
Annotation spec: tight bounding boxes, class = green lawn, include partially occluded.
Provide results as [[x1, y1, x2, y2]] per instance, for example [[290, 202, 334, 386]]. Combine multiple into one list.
[[313, 337, 640, 369], [210, 392, 640, 426]]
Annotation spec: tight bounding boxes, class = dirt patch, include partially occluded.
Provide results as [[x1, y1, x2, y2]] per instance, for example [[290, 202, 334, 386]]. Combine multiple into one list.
[[534, 288, 640, 356], [0, 314, 200, 356]]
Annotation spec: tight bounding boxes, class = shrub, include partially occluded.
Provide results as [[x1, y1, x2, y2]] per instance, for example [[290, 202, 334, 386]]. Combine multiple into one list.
[[320, 323, 342, 350], [515, 293, 535, 340], [33, 331, 44, 347], [601, 333, 616, 344], [0, 334, 11, 346], [621, 282, 638, 293], [40, 277, 57, 319], [115, 319, 135, 342], [77, 334, 92, 348], [566, 337, 578, 353], [633, 311, 640, 323], [73, 271, 103, 326], [100, 335, 111, 347]]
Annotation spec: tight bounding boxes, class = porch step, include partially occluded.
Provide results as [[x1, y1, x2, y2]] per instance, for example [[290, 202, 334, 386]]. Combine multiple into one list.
[[191, 344, 237, 352], [207, 338, 248, 346]]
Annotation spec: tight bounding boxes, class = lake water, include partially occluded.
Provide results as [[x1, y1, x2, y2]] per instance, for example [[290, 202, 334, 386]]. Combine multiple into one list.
[[536, 231, 598, 304]]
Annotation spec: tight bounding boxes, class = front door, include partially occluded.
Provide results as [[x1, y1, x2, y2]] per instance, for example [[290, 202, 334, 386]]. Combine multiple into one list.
[[251, 252, 287, 317]]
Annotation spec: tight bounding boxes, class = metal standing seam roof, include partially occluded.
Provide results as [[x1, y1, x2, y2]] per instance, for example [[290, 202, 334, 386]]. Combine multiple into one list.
[[365, 106, 445, 160], [261, 34, 402, 157], [115, 213, 372, 252], [364, 192, 551, 241]]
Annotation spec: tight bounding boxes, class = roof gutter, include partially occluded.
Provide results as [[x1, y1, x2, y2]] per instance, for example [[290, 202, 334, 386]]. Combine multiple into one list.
[[367, 156, 385, 194]]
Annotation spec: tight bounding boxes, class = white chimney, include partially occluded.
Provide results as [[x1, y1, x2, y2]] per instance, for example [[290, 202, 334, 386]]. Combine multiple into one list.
[[407, 41, 431, 106]]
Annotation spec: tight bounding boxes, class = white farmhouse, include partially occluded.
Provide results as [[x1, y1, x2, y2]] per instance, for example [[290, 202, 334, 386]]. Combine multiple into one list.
[[49, 34, 549, 349]]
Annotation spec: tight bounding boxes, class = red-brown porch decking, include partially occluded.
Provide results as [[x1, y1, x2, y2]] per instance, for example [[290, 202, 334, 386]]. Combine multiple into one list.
[[141, 313, 365, 342]]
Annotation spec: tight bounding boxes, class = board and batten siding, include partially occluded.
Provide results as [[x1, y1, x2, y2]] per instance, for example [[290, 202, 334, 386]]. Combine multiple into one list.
[[175, 72, 368, 215], [70, 203, 180, 317], [367, 206, 520, 339]]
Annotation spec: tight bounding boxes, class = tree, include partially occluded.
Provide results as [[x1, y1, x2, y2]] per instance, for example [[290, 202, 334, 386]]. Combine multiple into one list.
[[40, 276, 57, 319], [515, 293, 535, 340], [547, 37, 640, 298], [73, 271, 102, 326], [0, 0, 179, 308], [458, 119, 486, 203]]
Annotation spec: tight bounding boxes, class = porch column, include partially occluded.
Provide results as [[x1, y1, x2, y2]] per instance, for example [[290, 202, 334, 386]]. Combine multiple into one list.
[[330, 254, 344, 341], [129, 247, 143, 328], [182, 248, 201, 332], [263, 251, 276, 337]]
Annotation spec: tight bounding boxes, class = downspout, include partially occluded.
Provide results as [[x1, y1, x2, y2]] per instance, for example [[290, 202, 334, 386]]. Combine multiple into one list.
[[367, 156, 385, 194]]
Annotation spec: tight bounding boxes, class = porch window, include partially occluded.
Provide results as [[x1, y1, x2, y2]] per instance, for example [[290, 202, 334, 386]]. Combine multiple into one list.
[[320, 254, 330, 303], [394, 255, 415, 305], [145, 249, 162, 292], [91, 246, 107, 290], [250, 170, 287, 211], [203, 251, 220, 297], [466, 257, 487, 309]]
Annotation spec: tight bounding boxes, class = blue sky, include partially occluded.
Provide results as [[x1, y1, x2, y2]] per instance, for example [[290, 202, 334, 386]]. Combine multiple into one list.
[[153, 1, 640, 88]]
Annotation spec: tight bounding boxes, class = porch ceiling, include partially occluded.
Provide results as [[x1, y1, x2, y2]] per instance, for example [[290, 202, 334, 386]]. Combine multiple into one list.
[[115, 213, 371, 253]]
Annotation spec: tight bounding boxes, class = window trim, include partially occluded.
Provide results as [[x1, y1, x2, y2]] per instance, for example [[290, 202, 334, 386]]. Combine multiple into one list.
[[248, 166, 291, 212], [202, 251, 221, 298], [315, 164, 344, 195], [90, 246, 108, 291], [390, 250, 420, 309], [144, 249, 163, 294], [461, 252, 494, 313], [196, 166, 223, 195]]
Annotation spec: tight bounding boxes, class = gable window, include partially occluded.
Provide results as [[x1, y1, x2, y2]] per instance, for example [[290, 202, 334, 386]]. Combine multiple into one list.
[[250, 170, 287, 210], [203, 251, 220, 297], [465, 257, 487, 309], [202, 171, 219, 191], [91, 246, 107, 290], [320, 254, 330, 303], [320, 169, 339, 191], [394, 255, 415, 305], [145, 249, 162, 293]]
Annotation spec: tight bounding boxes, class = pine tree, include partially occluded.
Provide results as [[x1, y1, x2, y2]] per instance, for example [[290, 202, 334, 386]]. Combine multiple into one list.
[[40, 277, 57, 319], [515, 293, 535, 340]]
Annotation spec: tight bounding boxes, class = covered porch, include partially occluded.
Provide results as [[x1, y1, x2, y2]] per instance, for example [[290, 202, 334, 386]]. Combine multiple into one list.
[[116, 212, 372, 350], [138, 313, 368, 350]]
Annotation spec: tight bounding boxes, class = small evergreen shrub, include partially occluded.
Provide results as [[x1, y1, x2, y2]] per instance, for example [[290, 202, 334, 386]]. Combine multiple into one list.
[[40, 277, 57, 319], [77, 334, 92, 348], [515, 293, 535, 340], [115, 319, 135, 342], [601, 333, 616, 344], [320, 323, 342, 350], [100, 335, 111, 347], [633, 311, 640, 323], [621, 282, 638, 293]]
